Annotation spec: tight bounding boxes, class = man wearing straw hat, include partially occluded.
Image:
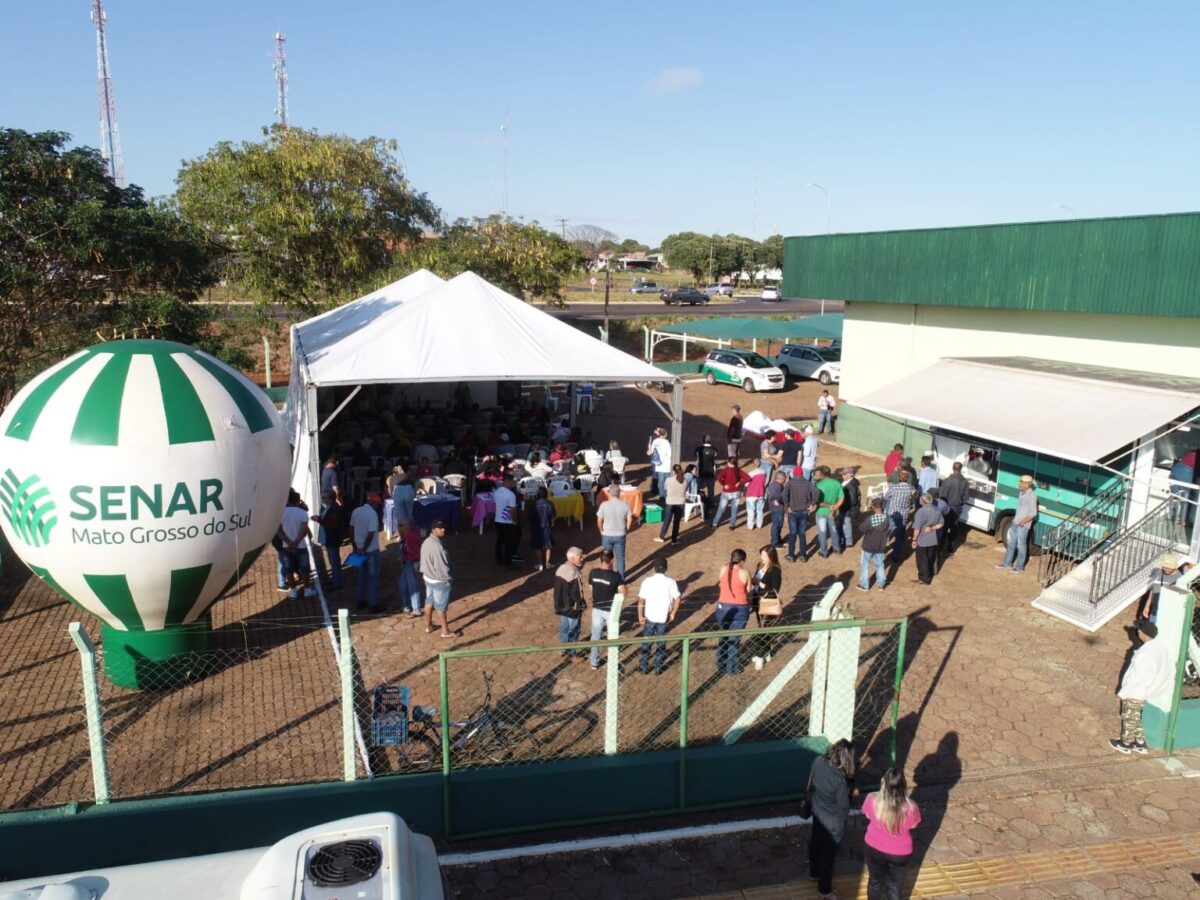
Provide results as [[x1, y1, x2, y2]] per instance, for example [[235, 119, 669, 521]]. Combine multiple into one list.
[[996, 475, 1038, 574]]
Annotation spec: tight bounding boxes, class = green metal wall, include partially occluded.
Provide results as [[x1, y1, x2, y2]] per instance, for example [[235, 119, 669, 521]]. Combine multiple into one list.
[[783, 212, 1200, 318]]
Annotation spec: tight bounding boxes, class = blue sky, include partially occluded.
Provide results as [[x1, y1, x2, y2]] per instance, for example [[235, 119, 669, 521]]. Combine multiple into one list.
[[4, 1, 1199, 245]]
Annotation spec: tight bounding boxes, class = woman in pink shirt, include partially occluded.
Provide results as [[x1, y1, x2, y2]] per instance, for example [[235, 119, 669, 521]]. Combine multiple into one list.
[[862, 768, 922, 900]]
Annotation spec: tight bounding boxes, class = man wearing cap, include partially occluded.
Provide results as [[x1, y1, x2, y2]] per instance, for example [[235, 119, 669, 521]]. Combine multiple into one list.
[[554, 547, 587, 663], [493, 473, 522, 569], [421, 520, 461, 638], [801, 426, 818, 479], [726, 404, 744, 466], [1110, 620, 1175, 754], [996, 475, 1038, 574], [350, 493, 383, 612]]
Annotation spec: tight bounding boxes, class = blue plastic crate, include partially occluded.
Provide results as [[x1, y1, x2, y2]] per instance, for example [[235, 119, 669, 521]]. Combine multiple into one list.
[[370, 685, 410, 746]]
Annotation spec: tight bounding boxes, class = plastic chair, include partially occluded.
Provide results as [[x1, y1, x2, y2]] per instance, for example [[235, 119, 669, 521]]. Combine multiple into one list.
[[582, 449, 603, 475], [683, 491, 705, 523], [416, 477, 439, 496], [443, 474, 467, 493], [575, 474, 597, 503], [609, 455, 627, 478], [515, 443, 531, 460], [518, 476, 544, 499], [548, 477, 573, 497], [543, 387, 559, 414]]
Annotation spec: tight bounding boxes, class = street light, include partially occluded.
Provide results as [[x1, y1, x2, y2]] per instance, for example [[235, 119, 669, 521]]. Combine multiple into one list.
[[804, 182, 831, 314], [1054, 204, 1076, 216]]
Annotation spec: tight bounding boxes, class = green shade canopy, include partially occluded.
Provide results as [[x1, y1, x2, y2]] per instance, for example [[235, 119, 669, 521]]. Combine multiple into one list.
[[656, 314, 842, 341]]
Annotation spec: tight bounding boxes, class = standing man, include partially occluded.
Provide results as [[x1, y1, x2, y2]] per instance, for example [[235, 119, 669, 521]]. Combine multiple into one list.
[[837, 466, 861, 549], [420, 520, 461, 638], [726, 404, 744, 466], [395, 518, 424, 617], [694, 435, 718, 511], [996, 475, 1038, 574], [311, 489, 345, 591], [1110, 620, 1175, 754], [637, 557, 681, 675], [648, 427, 673, 500], [884, 444, 903, 479], [885, 470, 916, 567], [784, 469, 817, 563], [278, 489, 316, 600], [767, 470, 788, 549], [493, 473, 522, 568], [712, 458, 751, 530], [814, 467, 845, 557], [321, 455, 342, 503], [588, 548, 625, 670], [939, 461, 970, 554], [350, 492, 383, 612], [817, 390, 837, 435], [759, 429, 782, 482], [911, 493, 944, 586], [801, 426, 819, 479], [856, 498, 890, 592], [596, 487, 633, 579], [778, 430, 803, 479], [554, 547, 587, 663], [918, 454, 940, 495]]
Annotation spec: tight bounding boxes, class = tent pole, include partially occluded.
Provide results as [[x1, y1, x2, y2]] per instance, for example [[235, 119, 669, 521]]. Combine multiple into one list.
[[670, 379, 684, 461], [306, 383, 322, 512], [320, 385, 362, 433], [568, 382, 577, 428]]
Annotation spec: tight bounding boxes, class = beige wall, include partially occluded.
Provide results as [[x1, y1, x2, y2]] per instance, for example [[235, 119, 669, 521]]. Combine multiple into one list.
[[841, 302, 1200, 401]]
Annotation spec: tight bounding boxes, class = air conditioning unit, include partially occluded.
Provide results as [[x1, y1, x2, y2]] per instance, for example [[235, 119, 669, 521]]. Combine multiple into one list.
[[0, 813, 443, 900]]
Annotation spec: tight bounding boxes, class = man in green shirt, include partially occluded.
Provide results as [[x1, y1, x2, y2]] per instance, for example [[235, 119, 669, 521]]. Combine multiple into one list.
[[814, 466, 845, 557]]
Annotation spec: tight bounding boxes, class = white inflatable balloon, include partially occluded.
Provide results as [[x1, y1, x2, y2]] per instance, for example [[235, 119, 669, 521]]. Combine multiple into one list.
[[0, 340, 290, 684]]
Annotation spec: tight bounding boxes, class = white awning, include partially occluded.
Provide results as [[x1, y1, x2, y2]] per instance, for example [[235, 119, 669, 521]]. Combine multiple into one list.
[[850, 357, 1200, 464]]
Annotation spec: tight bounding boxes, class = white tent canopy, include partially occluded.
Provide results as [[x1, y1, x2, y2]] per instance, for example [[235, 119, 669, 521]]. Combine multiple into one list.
[[285, 270, 680, 505]]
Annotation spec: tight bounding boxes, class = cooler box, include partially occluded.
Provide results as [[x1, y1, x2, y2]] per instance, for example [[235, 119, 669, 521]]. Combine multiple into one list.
[[643, 503, 663, 524]]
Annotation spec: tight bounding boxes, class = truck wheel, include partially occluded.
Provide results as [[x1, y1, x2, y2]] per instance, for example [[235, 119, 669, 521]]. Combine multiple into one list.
[[705, 371, 716, 385], [743, 379, 756, 393], [996, 515, 1012, 545]]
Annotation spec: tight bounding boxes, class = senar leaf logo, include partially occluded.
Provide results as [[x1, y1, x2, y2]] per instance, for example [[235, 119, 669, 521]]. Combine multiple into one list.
[[0, 469, 57, 548]]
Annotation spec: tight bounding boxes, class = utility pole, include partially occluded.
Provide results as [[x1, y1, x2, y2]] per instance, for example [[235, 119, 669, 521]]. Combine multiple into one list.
[[273, 32, 289, 128], [500, 108, 509, 217], [556, 218, 569, 239], [603, 262, 612, 341], [90, 0, 124, 186]]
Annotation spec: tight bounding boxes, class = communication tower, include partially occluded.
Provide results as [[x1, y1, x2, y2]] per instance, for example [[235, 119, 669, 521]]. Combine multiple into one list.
[[90, 0, 125, 186]]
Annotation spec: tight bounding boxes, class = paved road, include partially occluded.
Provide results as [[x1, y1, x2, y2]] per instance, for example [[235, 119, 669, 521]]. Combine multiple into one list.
[[545, 297, 844, 320]]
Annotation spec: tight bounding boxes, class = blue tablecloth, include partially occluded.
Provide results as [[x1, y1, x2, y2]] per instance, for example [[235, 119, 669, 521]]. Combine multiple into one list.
[[412, 495, 461, 531]]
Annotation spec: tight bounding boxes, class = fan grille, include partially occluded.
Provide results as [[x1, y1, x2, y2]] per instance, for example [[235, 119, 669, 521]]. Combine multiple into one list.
[[306, 838, 383, 887]]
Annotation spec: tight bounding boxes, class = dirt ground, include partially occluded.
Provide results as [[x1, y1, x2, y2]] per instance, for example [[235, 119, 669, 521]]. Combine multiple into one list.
[[0, 375, 1158, 850]]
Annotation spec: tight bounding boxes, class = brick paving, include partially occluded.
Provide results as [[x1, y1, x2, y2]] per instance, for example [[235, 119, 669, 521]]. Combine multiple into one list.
[[1, 377, 1194, 895]]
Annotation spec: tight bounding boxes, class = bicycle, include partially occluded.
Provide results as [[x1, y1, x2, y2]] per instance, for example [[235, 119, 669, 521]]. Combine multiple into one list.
[[398, 672, 543, 767]]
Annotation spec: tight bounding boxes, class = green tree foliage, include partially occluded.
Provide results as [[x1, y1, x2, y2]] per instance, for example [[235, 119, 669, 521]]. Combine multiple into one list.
[[0, 128, 216, 401], [402, 215, 586, 300], [618, 237, 650, 253], [661, 232, 762, 282], [757, 233, 786, 271], [175, 126, 438, 310], [659, 231, 711, 281]]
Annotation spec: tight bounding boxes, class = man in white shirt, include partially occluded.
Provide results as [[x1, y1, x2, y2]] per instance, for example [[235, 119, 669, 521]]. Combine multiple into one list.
[[1110, 620, 1176, 754], [648, 427, 673, 499], [801, 425, 818, 479], [637, 557, 681, 674], [492, 473, 522, 568], [277, 490, 315, 600], [349, 493, 382, 612], [817, 391, 837, 435]]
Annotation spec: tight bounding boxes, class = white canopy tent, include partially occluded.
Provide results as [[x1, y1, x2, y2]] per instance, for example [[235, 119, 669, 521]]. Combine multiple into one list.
[[285, 270, 681, 507]]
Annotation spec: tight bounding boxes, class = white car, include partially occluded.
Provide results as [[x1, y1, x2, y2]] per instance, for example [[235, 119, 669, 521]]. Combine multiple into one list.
[[775, 343, 841, 384], [700, 349, 786, 393], [761, 285, 782, 301]]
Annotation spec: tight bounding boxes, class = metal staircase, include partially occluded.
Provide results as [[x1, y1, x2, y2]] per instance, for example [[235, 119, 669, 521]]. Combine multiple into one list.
[[1037, 481, 1130, 589], [1033, 497, 1186, 631]]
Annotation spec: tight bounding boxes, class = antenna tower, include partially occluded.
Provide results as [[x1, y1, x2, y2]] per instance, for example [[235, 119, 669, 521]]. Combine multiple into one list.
[[500, 108, 509, 217], [90, 0, 125, 186], [273, 32, 289, 128]]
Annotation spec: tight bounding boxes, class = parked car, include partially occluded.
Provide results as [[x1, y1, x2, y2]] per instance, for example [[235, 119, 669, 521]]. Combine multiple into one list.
[[661, 286, 710, 306], [700, 349, 785, 393], [761, 284, 782, 301], [704, 283, 734, 297], [629, 281, 660, 294], [774, 343, 841, 384]]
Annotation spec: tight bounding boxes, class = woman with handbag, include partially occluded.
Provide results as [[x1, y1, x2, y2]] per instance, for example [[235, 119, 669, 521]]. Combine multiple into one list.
[[714, 548, 751, 675], [862, 767, 921, 900], [751, 544, 783, 624], [808, 739, 857, 900]]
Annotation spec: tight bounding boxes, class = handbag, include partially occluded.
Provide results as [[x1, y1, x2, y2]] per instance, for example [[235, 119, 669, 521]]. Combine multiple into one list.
[[758, 589, 783, 618], [799, 764, 816, 819]]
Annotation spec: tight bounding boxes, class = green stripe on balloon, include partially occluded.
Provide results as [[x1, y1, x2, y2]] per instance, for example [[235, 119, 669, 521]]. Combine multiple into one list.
[[152, 353, 215, 444], [83, 573, 145, 631], [4, 353, 92, 441], [72, 352, 133, 445], [191, 353, 274, 434], [165, 563, 213, 625]]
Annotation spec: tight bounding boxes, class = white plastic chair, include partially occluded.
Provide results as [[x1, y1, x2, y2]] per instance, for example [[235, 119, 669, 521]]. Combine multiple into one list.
[[543, 387, 559, 414], [575, 474, 597, 503], [548, 477, 574, 497], [416, 477, 439, 496], [515, 442, 532, 460], [582, 450, 603, 475], [609, 455, 627, 478], [683, 491, 705, 523], [518, 476, 544, 500], [443, 473, 467, 492]]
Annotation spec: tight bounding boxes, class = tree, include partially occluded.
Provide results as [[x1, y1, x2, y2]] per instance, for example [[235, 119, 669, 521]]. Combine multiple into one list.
[[568, 224, 617, 259], [757, 233, 786, 273], [618, 237, 649, 254], [401, 215, 586, 301], [0, 129, 216, 401], [175, 126, 438, 311], [659, 231, 712, 282]]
